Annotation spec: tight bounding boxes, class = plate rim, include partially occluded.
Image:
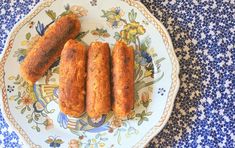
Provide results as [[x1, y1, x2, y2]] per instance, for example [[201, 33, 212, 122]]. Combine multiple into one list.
[[129, 1, 180, 147], [0, 0, 180, 147]]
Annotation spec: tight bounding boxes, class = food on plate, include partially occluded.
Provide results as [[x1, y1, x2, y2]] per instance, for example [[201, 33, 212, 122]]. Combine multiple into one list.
[[20, 13, 135, 118], [112, 41, 135, 117], [20, 14, 81, 84], [86, 42, 111, 118], [59, 40, 86, 117]]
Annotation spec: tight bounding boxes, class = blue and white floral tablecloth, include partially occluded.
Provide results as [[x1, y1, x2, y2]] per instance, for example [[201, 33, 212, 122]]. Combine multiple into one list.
[[0, 0, 234, 147]]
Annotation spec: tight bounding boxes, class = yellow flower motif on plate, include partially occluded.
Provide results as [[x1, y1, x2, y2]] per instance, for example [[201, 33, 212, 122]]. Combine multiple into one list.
[[144, 70, 152, 77], [120, 21, 145, 44]]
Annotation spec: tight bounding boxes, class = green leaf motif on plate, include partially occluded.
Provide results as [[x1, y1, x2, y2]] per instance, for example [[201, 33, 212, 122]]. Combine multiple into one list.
[[25, 32, 31, 40], [45, 10, 56, 20]]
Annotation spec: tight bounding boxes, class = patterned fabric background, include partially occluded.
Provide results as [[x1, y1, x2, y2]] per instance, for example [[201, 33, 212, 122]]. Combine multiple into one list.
[[0, 0, 234, 147]]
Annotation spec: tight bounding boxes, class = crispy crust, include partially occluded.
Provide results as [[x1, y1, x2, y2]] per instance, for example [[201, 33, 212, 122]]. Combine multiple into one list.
[[86, 42, 111, 118], [112, 41, 134, 117], [59, 40, 86, 117], [20, 14, 81, 84]]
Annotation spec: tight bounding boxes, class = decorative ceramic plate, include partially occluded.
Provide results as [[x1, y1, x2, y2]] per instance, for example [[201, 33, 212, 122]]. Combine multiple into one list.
[[0, 0, 179, 147]]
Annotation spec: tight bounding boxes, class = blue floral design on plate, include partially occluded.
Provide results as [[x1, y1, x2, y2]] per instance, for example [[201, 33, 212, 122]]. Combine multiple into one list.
[[57, 112, 68, 129]]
